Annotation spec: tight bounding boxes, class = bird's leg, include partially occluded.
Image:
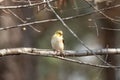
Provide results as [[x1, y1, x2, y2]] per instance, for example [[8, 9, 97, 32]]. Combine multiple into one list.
[[56, 50, 61, 56], [53, 49, 57, 55], [53, 49, 65, 57], [60, 51, 65, 57], [53, 49, 60, 56]]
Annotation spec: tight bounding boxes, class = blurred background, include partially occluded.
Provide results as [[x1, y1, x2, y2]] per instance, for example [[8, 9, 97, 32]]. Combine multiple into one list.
[[0, 0, 120, 80]]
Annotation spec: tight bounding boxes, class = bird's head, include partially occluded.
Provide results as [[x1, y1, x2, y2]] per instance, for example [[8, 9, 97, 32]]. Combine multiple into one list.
[[55, 30, 63, 37]]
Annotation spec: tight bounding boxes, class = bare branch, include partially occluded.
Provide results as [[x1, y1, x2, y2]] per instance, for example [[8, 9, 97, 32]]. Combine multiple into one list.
[[84, 0, 120, 22], [0, 12, 92, 31], [0, 48, 120, 57], [7, 9, 41, 32], [0, 0, 54, 9], [12, 1, 42, 3], [0, 3, 120, 31], [54, 56, 119, 69], [101, 27, 120, 31], [27, 0, 32, 5], [0, 48, 120, 69]]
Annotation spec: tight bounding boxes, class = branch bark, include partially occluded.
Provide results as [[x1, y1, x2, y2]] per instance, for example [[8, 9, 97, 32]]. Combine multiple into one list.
[[0, 48, 120, 69], [0, 48, 120, 57]]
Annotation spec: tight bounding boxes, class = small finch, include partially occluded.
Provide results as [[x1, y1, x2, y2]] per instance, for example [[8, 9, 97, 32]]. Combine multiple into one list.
[[51, 30, 64, 54]]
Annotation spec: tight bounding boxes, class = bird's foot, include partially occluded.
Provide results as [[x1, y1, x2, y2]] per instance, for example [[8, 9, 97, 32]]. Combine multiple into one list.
[[53, 50, 65, 57], [59, 52, 65, 57]]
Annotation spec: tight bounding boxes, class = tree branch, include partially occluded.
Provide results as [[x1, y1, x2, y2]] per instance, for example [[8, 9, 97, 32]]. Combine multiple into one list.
[[84, 0, 120, 22], [0, 3, 120, 31], [54, 56, 119, 69], [0, 48, 120, 57], [0, 12, 92, 31], [0, 0, 54, 9], [0, 48, 120, 69]]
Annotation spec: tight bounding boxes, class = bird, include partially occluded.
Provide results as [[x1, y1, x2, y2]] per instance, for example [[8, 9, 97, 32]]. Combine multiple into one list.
[[51, 30, 64, 55]]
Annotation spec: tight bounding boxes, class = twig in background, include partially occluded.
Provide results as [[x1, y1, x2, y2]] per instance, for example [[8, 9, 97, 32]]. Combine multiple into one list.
[[83, 0, 120, 22], [27, 0, 32, 5], [0, 11, 93, 31], [12, 1, 42, 3], [101, 27, 120, 31], [54, 56, 119, 69], [7, 9, 41, 32], [0, 2, 120, 31], [0, 10, 120, 32], [94, 20, 99, 36], [0, 0, 54, 9]]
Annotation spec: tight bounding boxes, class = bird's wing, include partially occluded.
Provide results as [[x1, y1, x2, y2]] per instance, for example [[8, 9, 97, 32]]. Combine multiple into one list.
[[63, 38, 64, 44]]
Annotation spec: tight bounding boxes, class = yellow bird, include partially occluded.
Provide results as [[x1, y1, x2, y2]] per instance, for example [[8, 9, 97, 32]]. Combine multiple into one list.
[[51, 30, 64, 54]]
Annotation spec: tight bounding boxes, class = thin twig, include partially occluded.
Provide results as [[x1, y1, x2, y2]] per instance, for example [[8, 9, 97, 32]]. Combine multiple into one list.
[[54, 56, 119, 69], [7, 9, 41, 32], [0, 3, 120, 32], [83, 0, 120, 22], [0, 11, 92, 31], [0, 0, 54, 9], [12, 1, 42, 3], [101, 27, 120, 31], [27, 0, 32, 5], [0, 0, 119, 11], [93, 19, 99, 36]]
